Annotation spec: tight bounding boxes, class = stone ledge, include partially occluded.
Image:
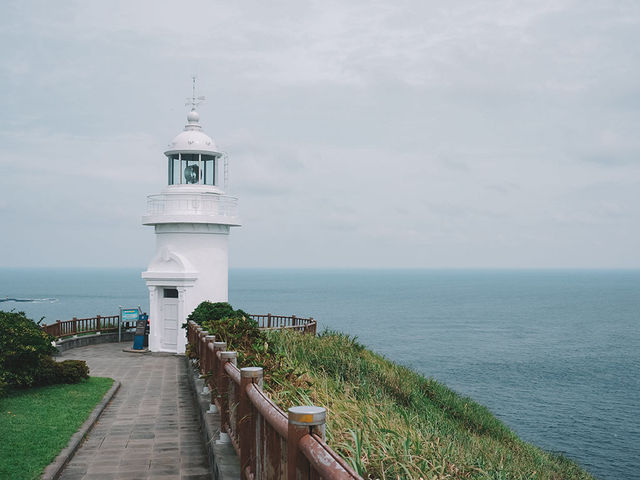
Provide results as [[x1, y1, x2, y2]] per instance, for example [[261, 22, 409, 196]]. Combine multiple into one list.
[[41, 380, 121, 480], [185, 356, 241, 480], [54, 332, 136, 353]]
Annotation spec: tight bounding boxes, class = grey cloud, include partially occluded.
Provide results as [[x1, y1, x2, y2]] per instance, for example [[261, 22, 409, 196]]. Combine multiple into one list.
[[1, 0, 639, 268]]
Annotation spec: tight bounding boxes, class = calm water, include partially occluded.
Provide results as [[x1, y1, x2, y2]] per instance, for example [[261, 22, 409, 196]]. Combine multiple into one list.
[[1, 268, 638, 480]]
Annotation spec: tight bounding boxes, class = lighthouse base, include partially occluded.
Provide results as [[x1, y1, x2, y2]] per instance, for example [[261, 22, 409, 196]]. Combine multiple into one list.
[[142, 227, 231, 354]]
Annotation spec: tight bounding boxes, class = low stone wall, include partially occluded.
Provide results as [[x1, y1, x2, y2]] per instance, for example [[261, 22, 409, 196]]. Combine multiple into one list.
[[54, 331, 136, 353]]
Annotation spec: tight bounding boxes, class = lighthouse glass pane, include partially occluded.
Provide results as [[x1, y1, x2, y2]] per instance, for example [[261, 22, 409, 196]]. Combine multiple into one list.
[[204, 157, 215, 185], [170, 156, 180, 184], [181, 154, 200, 184]]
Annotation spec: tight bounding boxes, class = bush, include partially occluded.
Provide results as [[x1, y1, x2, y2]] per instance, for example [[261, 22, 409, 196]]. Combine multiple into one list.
[[0, 310, 56, 390], [187, 301, 250, 326], [58, 360, 90, 383], [0, 310, 90, 395], [36, 358, 89, 385], [187, 302, 267, 363]]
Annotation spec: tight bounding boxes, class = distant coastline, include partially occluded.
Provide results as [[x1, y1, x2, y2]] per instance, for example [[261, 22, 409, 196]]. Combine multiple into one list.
[[1, 297, 58, 303]]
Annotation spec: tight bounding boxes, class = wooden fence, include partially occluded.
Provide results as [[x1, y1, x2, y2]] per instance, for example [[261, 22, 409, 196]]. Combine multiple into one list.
[[251, 313, 317, 334], [42, 315, 130, 338], [42, 313, 313, 340], [187, 320, 362, 480]]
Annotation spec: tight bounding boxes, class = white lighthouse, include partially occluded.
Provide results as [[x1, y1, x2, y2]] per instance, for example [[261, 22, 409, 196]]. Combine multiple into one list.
[[142, 91, 240, 354]]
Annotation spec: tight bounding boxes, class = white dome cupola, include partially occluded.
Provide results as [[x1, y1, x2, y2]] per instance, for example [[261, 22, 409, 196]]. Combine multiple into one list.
[[165, 108, 222, 189]]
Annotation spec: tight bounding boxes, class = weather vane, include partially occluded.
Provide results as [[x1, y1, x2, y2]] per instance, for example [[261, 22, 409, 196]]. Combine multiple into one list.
[[186, 75, 205, 110]]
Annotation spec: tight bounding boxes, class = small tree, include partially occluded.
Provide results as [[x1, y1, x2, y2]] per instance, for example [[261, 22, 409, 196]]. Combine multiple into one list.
[[0, 310, 56, 389]]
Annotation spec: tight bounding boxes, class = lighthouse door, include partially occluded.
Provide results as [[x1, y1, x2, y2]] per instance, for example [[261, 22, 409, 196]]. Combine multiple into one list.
[[161, 288, 179, 352]]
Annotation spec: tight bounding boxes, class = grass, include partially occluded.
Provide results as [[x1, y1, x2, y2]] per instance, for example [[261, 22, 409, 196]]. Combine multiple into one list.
[[261, 329, 595, 480], [0, 377, 114, 480]]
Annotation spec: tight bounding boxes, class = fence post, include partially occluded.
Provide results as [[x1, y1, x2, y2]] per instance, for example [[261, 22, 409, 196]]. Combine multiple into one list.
[[200, 335, 215, 394], [198, 330, 208, 375], [287, 406, 327, 480], [203, 335, 215, 374], [267, 313, 271, 329], [218, 351, 237, 443], [195, 326, 202, 359], [211, 341, 227, 398], [292, 314, 296, 327], [239, 367, 263, 479], [57, 320, 62, 338], [96, 315, 101, 333]]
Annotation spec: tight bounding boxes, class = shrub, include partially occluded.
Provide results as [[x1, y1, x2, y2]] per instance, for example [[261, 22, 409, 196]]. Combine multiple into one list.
[[187, 301, 250, 326], [58, 360, 90, 383], [0, 310, 56, 390], [36, 357, 62, 385], [0, 310, 90, 395], [36, 358, 89, 385], [187, 302, 259, 349]]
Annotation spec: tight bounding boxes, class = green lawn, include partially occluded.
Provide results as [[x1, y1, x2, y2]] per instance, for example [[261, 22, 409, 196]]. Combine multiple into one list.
[[0, 377, 114, 480]]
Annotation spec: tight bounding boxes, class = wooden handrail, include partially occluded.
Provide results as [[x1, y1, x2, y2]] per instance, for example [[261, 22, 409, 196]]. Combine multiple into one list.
[[250, 314, 317, 334], [246, 383, 288, 438], [41, 314, 125, 339], [188, 320, 362, 480]]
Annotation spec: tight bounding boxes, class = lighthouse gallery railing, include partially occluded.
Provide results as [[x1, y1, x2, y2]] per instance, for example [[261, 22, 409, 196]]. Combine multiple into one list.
[[146, 193, 239, 217]]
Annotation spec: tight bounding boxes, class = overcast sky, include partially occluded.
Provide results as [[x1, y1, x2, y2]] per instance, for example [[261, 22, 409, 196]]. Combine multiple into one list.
[[1, 1, 639, 269]]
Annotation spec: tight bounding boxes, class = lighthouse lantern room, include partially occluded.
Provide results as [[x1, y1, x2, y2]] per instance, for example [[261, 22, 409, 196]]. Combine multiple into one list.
[[142, 87, 240, 354]]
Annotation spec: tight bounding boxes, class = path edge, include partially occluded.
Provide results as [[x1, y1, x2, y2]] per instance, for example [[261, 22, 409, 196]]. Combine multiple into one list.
[[41, 380, 121, 480]]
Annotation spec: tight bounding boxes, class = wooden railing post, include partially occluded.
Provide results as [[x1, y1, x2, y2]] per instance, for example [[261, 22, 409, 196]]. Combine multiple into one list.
[[267, 313, 272, 329], [203, 334, 215, 374], [194, 325, 202, 359], [287, 406, 327, 480], [192, 323, 198, 345], [292, 314, 297, 327], [218, 351, 237, 439], [211, 341, 227, 396], [240, 367, 263, 479], [198, 330, 208, 375], [199, 335, 215, 394], [56, 320, 62, 338], [96, 315, 101, 333]]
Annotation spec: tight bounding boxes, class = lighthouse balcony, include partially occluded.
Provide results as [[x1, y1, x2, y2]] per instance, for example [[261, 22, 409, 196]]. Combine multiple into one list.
[[142, 192, 241, 226]]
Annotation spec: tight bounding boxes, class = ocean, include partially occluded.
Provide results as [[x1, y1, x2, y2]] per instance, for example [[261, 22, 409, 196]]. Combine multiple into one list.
[[1, 268, 638, 480]]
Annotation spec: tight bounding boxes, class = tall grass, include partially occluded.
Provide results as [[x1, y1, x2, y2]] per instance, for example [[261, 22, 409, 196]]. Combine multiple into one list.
[[263, 329, 594, 480]]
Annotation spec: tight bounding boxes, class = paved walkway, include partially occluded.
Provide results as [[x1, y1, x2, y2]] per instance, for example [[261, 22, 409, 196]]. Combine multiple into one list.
[[57, 343, 210, 480]]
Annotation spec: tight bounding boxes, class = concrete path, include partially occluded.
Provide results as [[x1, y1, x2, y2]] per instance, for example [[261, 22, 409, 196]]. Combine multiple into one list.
[[57, 343, 210, 480]]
